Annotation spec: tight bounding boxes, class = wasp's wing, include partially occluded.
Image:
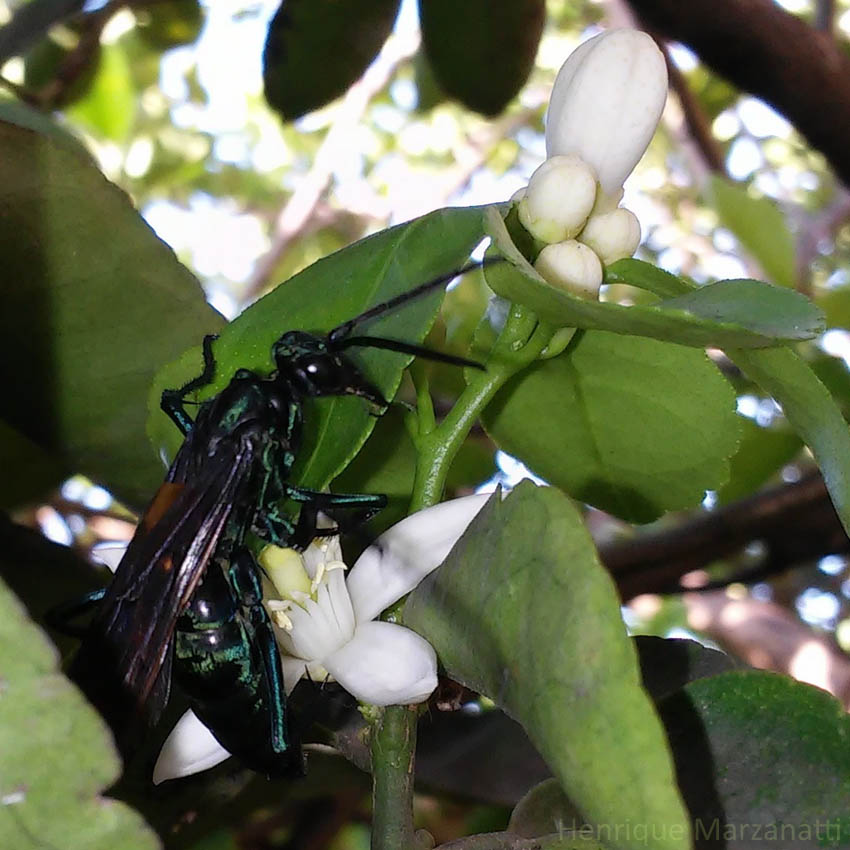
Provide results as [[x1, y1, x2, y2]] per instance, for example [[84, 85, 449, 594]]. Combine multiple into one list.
[[70, 443, 258, 739]]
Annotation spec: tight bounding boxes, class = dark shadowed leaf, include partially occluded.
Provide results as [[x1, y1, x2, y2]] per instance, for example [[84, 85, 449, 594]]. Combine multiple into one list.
[[263, 0, 401, 120], [659, 671, 850, 849], [0, 117, 222, 506], [419, 0, 545, 115]]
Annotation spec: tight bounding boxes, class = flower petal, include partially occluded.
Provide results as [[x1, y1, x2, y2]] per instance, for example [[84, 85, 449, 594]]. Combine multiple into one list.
[[545, 29, 667, 198], [153, 710, 231, 784], [323, 621, 437, 705], [282, 655, 308, 695], [347, 493, 491, 623]]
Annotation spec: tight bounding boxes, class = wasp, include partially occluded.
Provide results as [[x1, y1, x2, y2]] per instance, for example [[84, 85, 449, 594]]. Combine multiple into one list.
[[54, 261, 489, 776]]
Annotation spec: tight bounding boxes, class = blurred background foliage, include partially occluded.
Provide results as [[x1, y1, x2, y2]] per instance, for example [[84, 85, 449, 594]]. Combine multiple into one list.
[[4, 0, 850, 846]]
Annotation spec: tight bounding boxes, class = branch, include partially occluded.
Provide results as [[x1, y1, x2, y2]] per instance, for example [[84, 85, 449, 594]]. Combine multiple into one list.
[[0, 0, 85, 63], [243, 29, 419, 301], [601, 470, 850, 600], [684, 591, 850, 707], [626, 0, 850, 185]]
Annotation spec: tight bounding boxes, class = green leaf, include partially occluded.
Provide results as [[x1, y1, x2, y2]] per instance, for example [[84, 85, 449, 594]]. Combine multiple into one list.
[[333, 405, 415, 534], [716, 417, 802, 504], [0, 578, 159, 850], [0, 419, 65, 509], [707, 175, 797, 289], [405, 484, 691, 850], [508, 779, 586, 839], [136, 0, 203, 49], [0, 118, 222, 505], [0, 98, 91, 159], [817, 285, 850, 330], [660, 671, 850, 847], [149, 206, 488, 491], [67, 42, 136, 142], [610, 256, 850, 535], [606, 259, 695, 299], [482, 331, 741, 523], [486, 206, 823, 347], [23, 27, 100, 108], [263, 0, 401, 120], [418, 0, 545, 116], [730, 347, 850, 537]]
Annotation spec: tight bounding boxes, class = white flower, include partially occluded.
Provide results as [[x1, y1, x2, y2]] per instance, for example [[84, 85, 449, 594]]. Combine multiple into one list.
[[545, 29, 668, 205], [153, 494, 490, 783]]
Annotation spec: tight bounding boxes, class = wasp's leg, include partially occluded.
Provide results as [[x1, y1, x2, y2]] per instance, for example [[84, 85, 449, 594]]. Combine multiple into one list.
[[252, 505, 298, 548], [160, 333, 219, 435], [284, 489, 388, 549], [45, 588, 106, 638], [286, 487, 387, 515], [228, 549, 290, 755]]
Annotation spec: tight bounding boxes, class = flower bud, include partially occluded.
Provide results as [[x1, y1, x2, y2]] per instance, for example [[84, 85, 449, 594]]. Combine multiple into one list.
[[579, 208, 641, 264], [545, 29, 667, 201], [534, 240, 603, 300], [517, 154, 597, 244]]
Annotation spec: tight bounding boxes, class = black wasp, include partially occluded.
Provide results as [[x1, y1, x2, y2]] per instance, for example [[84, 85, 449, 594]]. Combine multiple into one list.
[[54, 261, 489, 777]]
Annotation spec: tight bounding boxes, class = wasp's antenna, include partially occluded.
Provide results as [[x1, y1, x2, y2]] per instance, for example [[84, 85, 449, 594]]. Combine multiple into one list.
[[339, 335, 485, 370], [328, 257, 505, 344]]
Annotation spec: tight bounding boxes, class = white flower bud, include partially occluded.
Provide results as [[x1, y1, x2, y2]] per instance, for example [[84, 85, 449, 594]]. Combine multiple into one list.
[[545, 29, 667, 201], [518, 154, 597, 244], [579, 208, 641, 264], [534, 240, 603, 300]]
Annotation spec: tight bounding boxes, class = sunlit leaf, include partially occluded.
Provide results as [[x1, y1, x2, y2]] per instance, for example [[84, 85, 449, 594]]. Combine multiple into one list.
[[406, 484, 691, 850], [67, 43, 136, 142], [149, 206, 489, 491], [482, 331, 741, 522]]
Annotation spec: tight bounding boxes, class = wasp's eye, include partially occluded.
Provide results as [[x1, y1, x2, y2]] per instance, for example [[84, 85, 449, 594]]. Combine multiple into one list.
[[300, 355, 336, 387]]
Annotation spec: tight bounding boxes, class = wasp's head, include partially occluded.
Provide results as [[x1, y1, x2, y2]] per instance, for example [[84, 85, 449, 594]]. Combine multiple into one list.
[[272, 331, 388, 409]]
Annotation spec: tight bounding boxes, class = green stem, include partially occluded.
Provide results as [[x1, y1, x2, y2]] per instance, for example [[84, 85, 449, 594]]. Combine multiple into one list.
[[410, 306, 553, 512], [369, 304, 556, 850], [371, 704, 419, 850]]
